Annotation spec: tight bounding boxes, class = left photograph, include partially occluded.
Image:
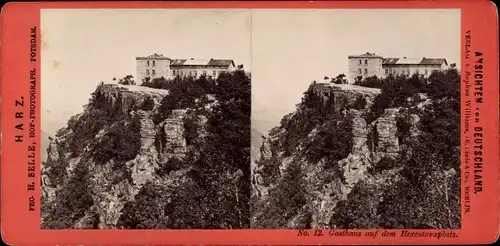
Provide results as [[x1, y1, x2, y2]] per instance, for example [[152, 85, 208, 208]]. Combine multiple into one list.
[[40, 9, 252, 229]]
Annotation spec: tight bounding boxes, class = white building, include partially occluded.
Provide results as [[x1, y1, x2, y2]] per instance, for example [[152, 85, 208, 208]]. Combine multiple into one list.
[[136, 53, 236, 83], [348, 52, 450, 84]]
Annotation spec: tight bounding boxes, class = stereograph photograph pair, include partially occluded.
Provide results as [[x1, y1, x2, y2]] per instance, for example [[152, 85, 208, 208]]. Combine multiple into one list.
[[0, 1, 499, 245]]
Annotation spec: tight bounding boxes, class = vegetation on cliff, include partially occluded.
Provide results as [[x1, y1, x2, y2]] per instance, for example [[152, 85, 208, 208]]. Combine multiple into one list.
[[254, 69, 461, 229], [42, 70, 251, 229], [332, 69, 461, 229], [117, 70, 251, 229]]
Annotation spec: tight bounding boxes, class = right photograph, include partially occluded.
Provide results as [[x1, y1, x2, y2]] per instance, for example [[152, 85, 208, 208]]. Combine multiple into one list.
[[250, 9, 461, 229]]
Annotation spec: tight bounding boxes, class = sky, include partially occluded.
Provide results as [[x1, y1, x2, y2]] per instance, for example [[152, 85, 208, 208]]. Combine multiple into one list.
[[251, 9, 461, 133], [41, 9, 251, 135], [41, 8, 460, 135]]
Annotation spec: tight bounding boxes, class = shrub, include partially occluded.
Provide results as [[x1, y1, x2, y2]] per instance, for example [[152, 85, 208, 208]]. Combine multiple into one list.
[[92, 115, 142, 164], [120, 70, 252, 229], [352, 95, 367, 110], [353, 76, 384, 89], [118, 75, 135, 85], [373, 156, 396, 172], [396, 115, 412, 144], [156, 158, 183, 176], [41, 163, 94, 229], [305, 116, 353, 164], [141, 96, 155, 111], [154, 76, 210, 124], [329, 181, 380, 228], [183, 115, 199, 146]]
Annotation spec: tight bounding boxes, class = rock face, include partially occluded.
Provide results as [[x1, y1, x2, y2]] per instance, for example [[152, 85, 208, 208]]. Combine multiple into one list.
[[372, 108, 400, 162], [251, 82, 422, 229], [41, 84, 203, 229], [311, 83, 380, 111]]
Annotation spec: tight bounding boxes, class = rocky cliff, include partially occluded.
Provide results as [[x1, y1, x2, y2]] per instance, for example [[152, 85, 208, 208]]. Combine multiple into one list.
[[41, 84, 210, 229], [43, 69, 252, 229], [251, 81, 460, 229]]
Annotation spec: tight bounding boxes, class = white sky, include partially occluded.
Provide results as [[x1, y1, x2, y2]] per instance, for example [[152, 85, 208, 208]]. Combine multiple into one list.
[[41, 9, 251, 135], [41, 9, 460, 135], [251, 9, 460, 132]]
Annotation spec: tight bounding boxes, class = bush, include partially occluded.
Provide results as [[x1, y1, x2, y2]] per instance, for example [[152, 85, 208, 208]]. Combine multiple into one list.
[[373, 156, 396, 172], [156, 158, 183, 176], [352, 95, 367, 110], [118, 75, 135, 85], [253, 161, 308, 228], [306, 116, 353, 164], [92, 115, 142, 164], [183, 114, 199, 146], [141, 96, 155, 111], [396, 115, 412, 144], [353, 76, 384, 88], [41, 163, 94, 229], [154, 76, 211, 124], [120, 69, 252, 229], [329, 181, 380, 228]]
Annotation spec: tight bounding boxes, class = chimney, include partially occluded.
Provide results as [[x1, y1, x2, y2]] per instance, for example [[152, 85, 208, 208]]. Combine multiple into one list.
[[190, 58, 194, 60]]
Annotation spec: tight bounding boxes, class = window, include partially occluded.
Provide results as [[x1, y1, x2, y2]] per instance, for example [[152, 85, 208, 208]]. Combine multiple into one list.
[[194, 70, 198, 77], [385, 69, 389, 74], [392, 69, 396, 74], [152, 61, 156, 67], [415, 69, 419, 74], [146, 69, 150, 75], [359, 60, 362, 65], [189, 71, 192, 76], [147, 61, 150, 66], [173, 70, 176, 76], [213, 70, 217, 76], [425, 69, 428, 75], [152, 69, 156, 76], [364, 68, 368, 74], [202, 70, 207, 76], [358, 68, 362, 74], [364, 60, 368, 65]]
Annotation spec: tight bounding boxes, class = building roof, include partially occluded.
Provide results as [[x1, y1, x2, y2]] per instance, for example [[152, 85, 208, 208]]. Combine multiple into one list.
[[395, 57, 423, 65], [170, 59, 187, 65], [420, 58, 448, 65], [382, 58, 400, 64], [207, 59, 235, 67], [348, 52, 383, 59], [183, 58, 211, 66], [170, 58, 234, 67], [136, 53, 172, 60], [383, 57, 448, 66], [136, 54, 236, 68]]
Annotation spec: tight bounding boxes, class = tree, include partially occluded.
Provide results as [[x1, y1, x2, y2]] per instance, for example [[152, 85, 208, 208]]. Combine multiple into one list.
[[331, 74, 347, 84], [118, 75, 135, 85], [352, 95, 367, 110]]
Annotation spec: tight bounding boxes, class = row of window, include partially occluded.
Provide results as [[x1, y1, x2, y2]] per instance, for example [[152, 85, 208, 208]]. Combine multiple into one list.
[[359, 59, 368, 65], [358, 68, 439, 77], [145, 69, 219, 77], [383, 68, 432, 75], [358, 68, 368, 75], [146, 60, 156, 67]]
